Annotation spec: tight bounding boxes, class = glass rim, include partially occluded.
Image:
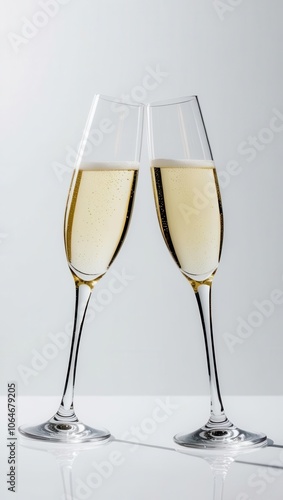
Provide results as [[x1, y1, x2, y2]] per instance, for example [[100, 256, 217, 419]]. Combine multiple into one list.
[[147, 95, 197, 108], [95, 93, 144, 108]]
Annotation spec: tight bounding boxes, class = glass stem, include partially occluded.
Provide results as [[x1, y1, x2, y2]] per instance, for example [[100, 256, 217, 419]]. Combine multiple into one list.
[[54, 283, 92, 422], [58, 456, 76, 500], [194, 283, 228, 426], [213, 472, 225, 500], [56, 451, 77, 500]]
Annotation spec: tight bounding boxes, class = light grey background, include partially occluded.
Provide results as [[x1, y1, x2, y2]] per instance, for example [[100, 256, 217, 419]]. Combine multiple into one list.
[[1, 0, 283, 396]]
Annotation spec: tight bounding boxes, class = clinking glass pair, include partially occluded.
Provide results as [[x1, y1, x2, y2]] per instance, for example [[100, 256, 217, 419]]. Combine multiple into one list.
[[19, 94, 267, 451]]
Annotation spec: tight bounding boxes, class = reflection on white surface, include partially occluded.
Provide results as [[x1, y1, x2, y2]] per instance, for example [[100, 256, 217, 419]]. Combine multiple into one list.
[[20, 437, 116, 500], [18, 436, 212, 499], [17, 436, 283, 500]]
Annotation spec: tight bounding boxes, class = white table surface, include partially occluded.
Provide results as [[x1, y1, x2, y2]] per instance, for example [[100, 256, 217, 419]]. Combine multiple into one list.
[[1, 395, 283, 499]]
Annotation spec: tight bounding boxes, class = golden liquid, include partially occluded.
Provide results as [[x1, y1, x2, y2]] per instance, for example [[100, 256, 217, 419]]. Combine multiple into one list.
[[151, 160, 223, 285], [65, 162, 138, 285]]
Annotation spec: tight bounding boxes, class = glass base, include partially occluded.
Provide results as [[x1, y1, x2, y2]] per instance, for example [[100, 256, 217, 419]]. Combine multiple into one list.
[[174, 422, 267, 450], [19, 420, 111, 444]]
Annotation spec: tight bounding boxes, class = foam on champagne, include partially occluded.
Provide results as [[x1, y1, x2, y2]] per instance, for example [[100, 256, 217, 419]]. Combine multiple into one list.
[[79, 161, 139, 170], [151, 158, 215, 168]]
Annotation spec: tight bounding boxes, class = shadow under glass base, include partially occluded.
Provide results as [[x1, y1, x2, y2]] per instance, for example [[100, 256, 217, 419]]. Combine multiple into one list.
[[174, 422, 267, 450], [18, 420, 111, 444]]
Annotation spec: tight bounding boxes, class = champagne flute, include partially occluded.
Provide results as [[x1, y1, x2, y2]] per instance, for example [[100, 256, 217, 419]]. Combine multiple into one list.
[[147, 96, 267, 449], [19, 95, 144, 443]]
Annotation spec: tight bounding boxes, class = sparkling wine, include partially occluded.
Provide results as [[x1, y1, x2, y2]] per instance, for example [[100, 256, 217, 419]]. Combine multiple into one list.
[[65, 162, 138, 284], [151, 159, 223, 284]]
